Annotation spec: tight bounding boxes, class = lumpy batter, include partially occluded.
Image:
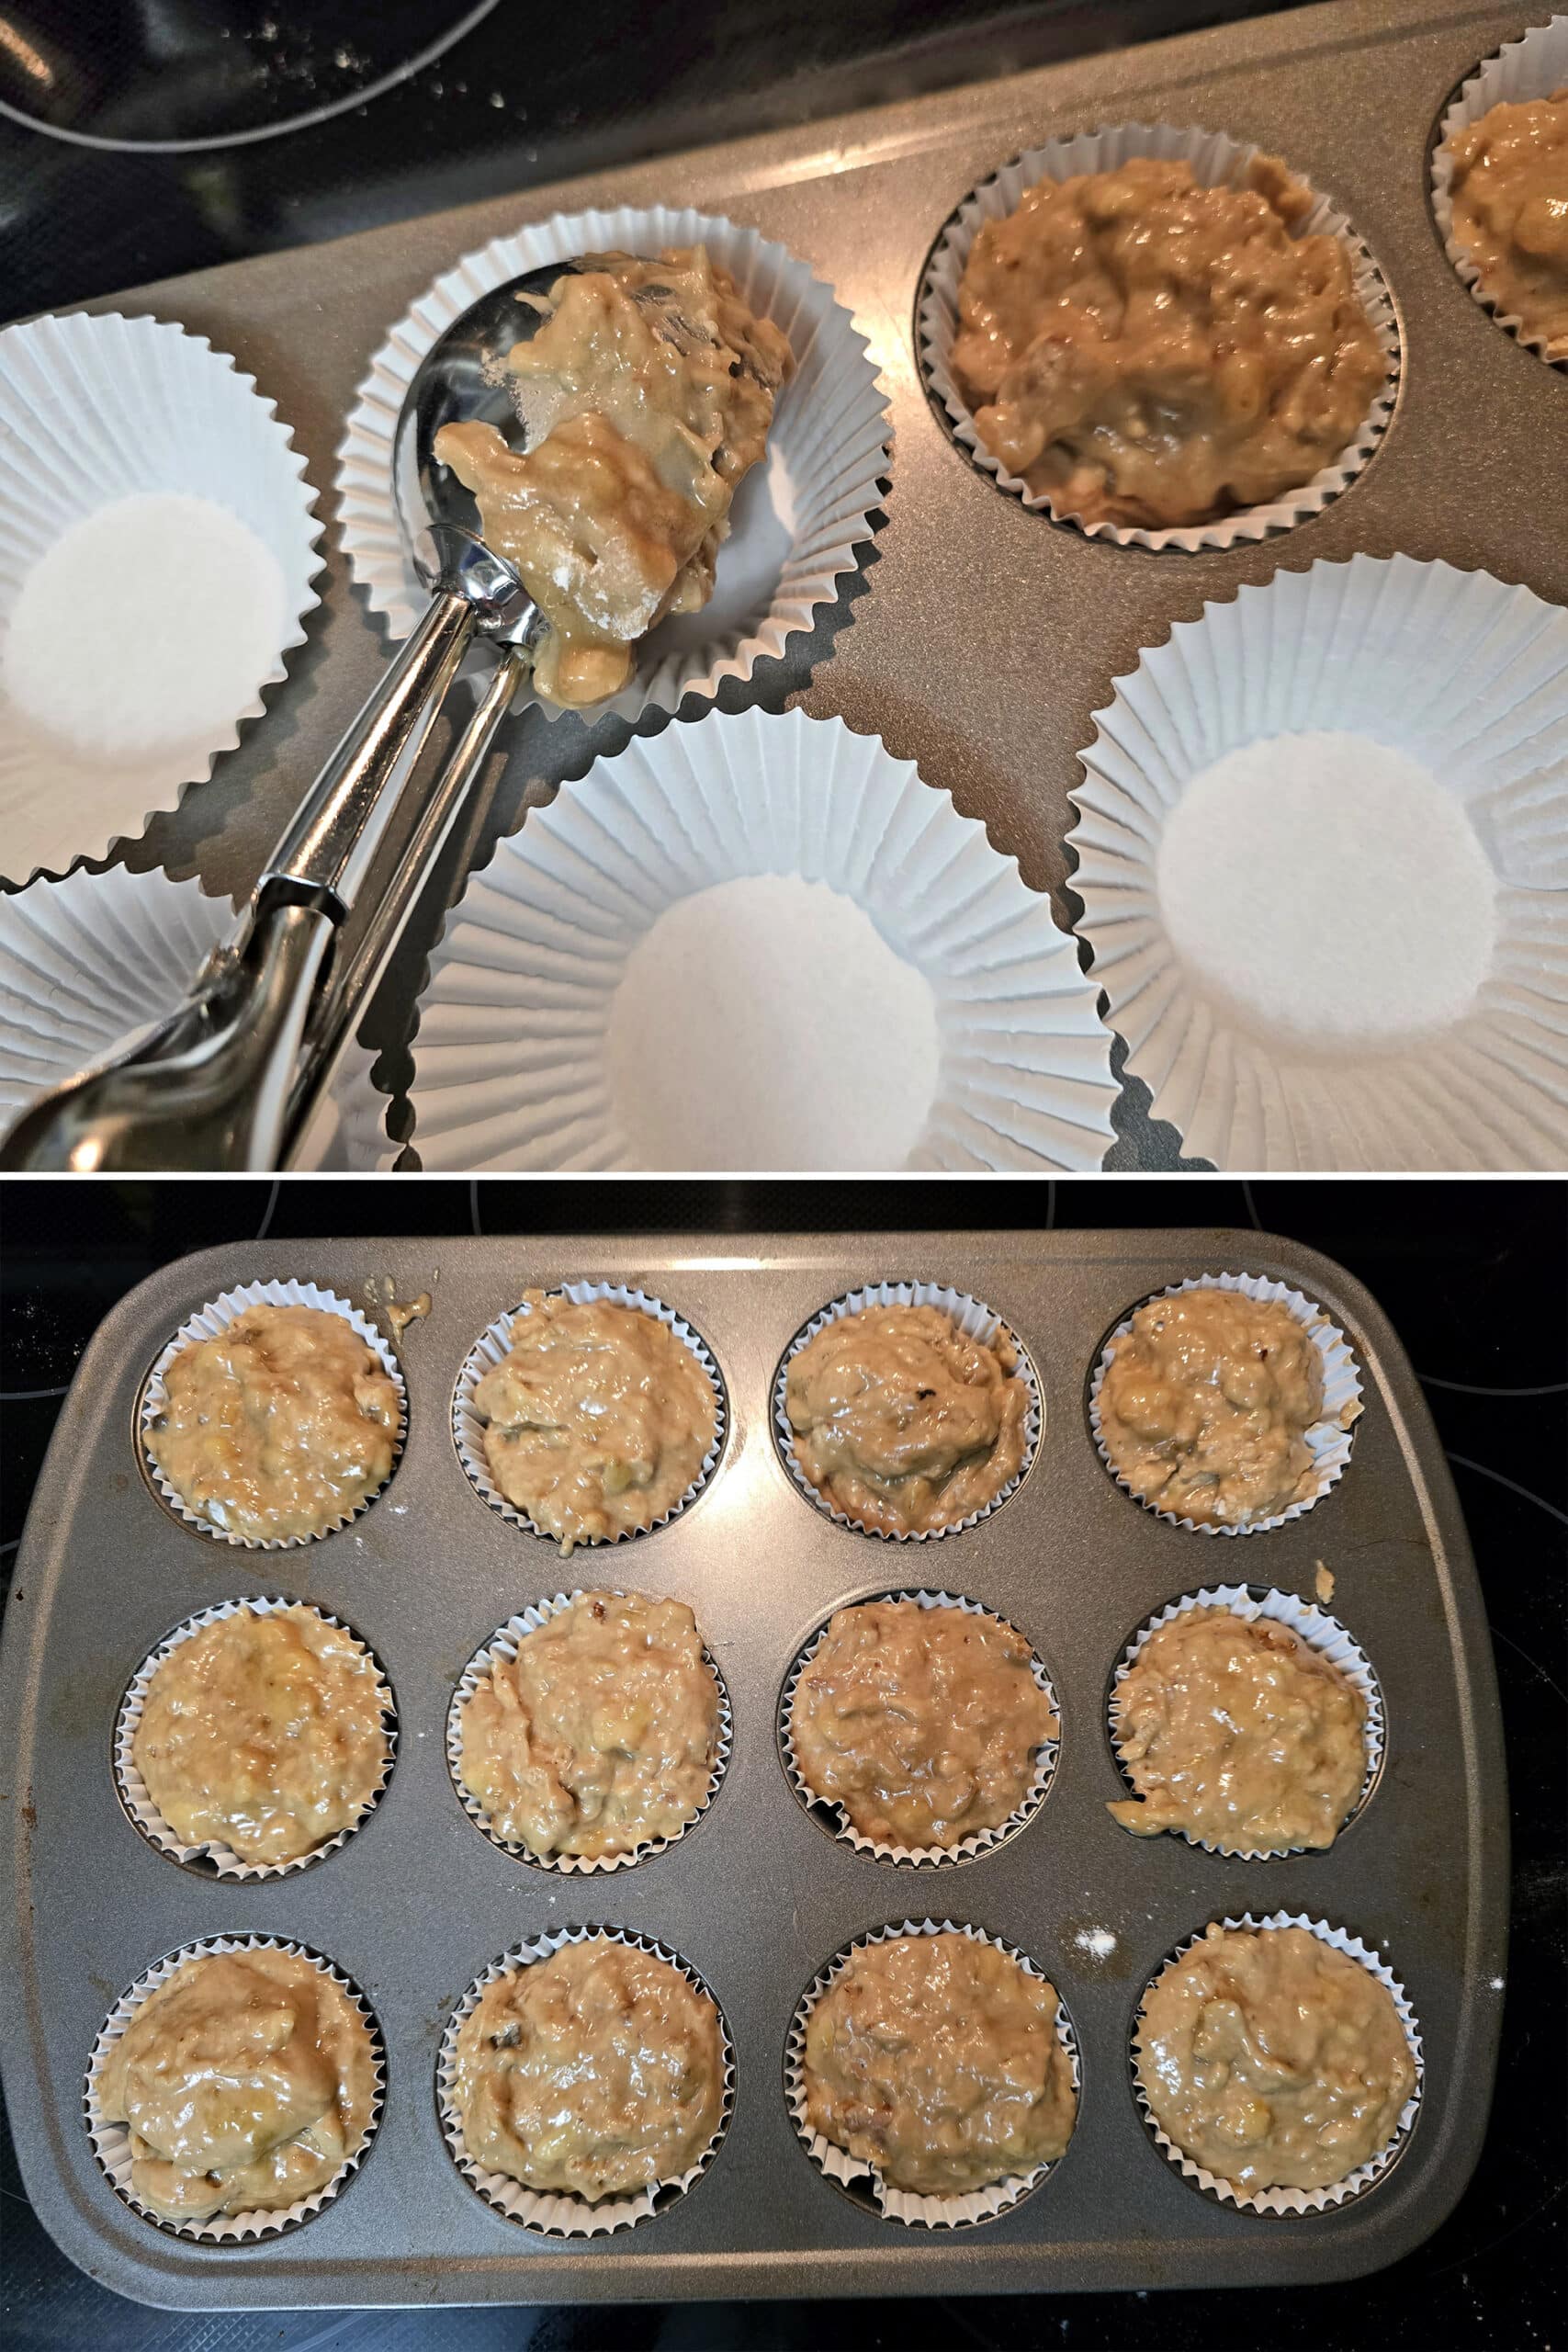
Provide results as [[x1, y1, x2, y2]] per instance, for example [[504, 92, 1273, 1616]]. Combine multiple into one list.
[[474, 1292, 716, 1552], [1137, 1923, 1415, 2193], [133, 1604, 389, 1867], [435, 247, 793, 707], [784, 1304, 1030, 1534], [1444, 90, 1568, 357], [453, 1939, 724, 2199], [457, 1589, 720, 1858], [803, 1931, 1077, 2197], [1109, 1607, 1367, 1853], [789, 1598, 1056, 1849], [96, 1948, 376, 2220], [950, 155, 1386, 527], [1097, 1287, 1326, 1527], [145, 1305, 400, 1543]]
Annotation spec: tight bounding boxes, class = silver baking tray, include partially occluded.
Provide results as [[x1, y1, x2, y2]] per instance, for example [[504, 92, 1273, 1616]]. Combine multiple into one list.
[[0, 1229, 1507, 2305]]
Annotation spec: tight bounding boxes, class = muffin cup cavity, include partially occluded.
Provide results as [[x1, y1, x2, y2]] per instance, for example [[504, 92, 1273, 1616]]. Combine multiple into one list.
[[436, 1927, 734, 2236], [785, 1917, 1079, 2227], [1109, 1583, 1382, 1857], [447, 1589, 732, 1872], [1131, 1911, 1423, 2215], [138, 1280, 407, 1549], [779, 1589, 1060, 1865], [773, 1283, 1042, 1542], [452, 1285, 727, 1545], [1088, 1272, 1363, 1534], [85, 1935, 385, 2244], [1430, 18, 1568, 368], [915, 121, 1401, 550]]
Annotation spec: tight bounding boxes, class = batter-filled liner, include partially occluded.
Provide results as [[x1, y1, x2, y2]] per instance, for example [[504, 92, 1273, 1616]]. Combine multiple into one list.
[[1429, 18, 1568, 368]]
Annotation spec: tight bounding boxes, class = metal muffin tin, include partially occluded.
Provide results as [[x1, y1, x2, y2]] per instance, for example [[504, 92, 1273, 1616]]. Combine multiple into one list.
[[0, 1229, 1506, 2306]]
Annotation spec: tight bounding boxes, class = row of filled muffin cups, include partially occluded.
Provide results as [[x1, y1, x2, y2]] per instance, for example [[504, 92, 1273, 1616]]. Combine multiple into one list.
[[135, 1270, 1365, 1550], [112, 1578, 1385, 1883], [84, 1907, 1425, 2249]]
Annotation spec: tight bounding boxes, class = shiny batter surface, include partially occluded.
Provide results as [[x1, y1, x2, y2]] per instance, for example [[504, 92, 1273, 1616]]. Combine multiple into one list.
[[1137, 1924, 1415, 2193], [784, 1305, 1030, 1535], [453, 1939, 724, 2199], [474, 1293, 716, 1552], [950, 155, 1386, 527], [97, 1948, 376, 2221], [1097, 1288, 1325, 1527], [435, 247, 793, 707], [132, 1605, 389, 1867], [1109, 1608, 1367, 1853], [145, 1306, 400, 1543], [1445, 90, 1568, 357], [457, 1589, 720, 1859], [803, 1932, 1077, 2197], [789, 1599, 1056, 1849]]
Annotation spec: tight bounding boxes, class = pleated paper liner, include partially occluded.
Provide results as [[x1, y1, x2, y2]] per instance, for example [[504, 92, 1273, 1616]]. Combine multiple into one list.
[[402, 708, 1118, 1174], [85, 1935, 385, 2244], [773, 1281, 1042, 1542], [114, 1596, 397, 1880], [1431, 17, 1568, 367], [778, 1589, 1059, 1864], [1066, 555, 1568, 1170], [452, 1284, 727, 1546], [1131, 1912, 1423, 2216], [1088, 1272, 1362, 1536], [436, 1928, 734, 2235], [915, 122, 1400, 549], [138, 1280, 408, 1548], [1108, 1583, 1383, 1857], [336, 203, 890, 726], [0, 311, 322, 886], [785, 1918, 1079, 2227], [447, 1589, 732, 1871]]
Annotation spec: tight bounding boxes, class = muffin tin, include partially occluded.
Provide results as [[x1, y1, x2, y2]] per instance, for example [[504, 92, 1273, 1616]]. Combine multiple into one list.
[[0, 1228, 1506, 2305]]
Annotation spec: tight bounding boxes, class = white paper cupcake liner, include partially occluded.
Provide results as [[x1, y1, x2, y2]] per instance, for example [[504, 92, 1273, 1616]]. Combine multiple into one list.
[[1109, 1583, 1382, 1856], [404, 707, 1117, 1173], [1067, 554, 1568, 1170], [113, 1597, 397, 1880], [773, 1283, 1042, 1542], [447, 1589, 732, 1871], [916, 123, 1400, 550], [436, 1927, 734, 2235], [0, 312, 323, 885], [1431, 18, 1568, 367], [85, 1934, 385, 2244], [337, 205, 889, 726], [786, 1917, 1079, 2227], [780, 1589, 1058, 1865], [453, 1284, 727, 1545], [139, 1280, 408, 1548], [1089, 1272, 1362, 1535], [1132, 1911, 1423, 2216]]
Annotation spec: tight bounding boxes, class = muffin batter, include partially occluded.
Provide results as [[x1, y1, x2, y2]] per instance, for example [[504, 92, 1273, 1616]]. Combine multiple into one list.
[[950, 154, 1386, 526], [145, 1305, 400, 1543], [96, 1947, 376, 2221], [784, 1303, 1030, 1534], [131, 1605, 390, 1868], [1443, 90, 1568, 357], [435, 246, 793, 707], [789, 1598, 1055, 1849], [453, 1939, 724, 2199], [1136, 1923, 1416, 2193], [803, 1931, 1077, 2197], [457, 1589, 720, 1859], [1096, 1287, 1327, 1527], [1109, 1607, 1367, 1853], [474, 1292, 716, 1551]]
